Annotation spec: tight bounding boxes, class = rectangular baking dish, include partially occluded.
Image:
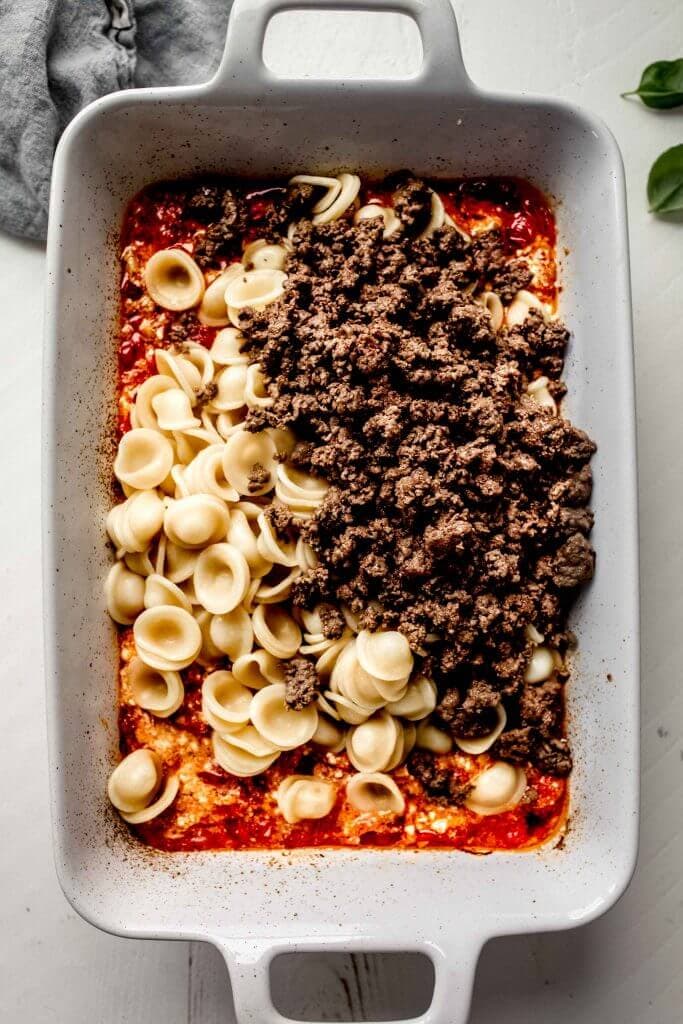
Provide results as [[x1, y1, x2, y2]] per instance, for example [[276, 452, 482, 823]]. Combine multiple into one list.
[[43, 2, 639, 1021]]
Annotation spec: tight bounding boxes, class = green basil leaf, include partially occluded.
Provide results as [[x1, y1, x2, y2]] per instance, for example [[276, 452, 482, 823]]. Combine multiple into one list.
[[647, 145, 683, 214], [622, 59, 683, 109]]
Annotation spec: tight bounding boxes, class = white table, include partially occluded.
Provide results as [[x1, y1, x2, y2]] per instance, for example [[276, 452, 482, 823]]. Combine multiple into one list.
[[2, 1, 681, 1020]]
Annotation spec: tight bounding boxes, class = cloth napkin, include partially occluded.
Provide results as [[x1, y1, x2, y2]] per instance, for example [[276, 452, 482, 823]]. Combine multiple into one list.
[[0, 0, 231, 241]]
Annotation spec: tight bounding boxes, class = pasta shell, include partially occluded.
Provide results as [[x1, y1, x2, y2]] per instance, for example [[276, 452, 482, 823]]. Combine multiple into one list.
[[105, 561, 145, 625], [245, 363, 274, 409], [107, 748, 162, 814], [114, 428, 175, 491], [129, 657, 184, 718], [346, 772, 405, 816], [232, 649, 285, 690], [209, 606, 253, 661], [133, 605, 202, 670], [163, 494, 230, 549], [198, 265, 242, 326], [144, 248, 205, 311], [120, 774, 180, 825], [251, 604, 302, 660], [250, 683, 318, 750], [212, 730, 279, 777], [465, 762, 527, 816], [226, 508, 271, 577], [193, 542, 251, 615], [202, 670, 252, 732], [207, 364, 248, 413], [133, 375, 178, 430], [224, 268, 287, 310], [275, 776, 336, 824], [354, 203, 401, 238], [527, 376, 557, 414], [256, 512, 299, 567], [163, 541, 198, 583], [416, 191, 445, 240], [311, 714, 346, 753], [524, 645, 556, 683], [346, 711, 402, 773], [355, 629, 414, 683], [243, 239, 288, 272], [143, 573, 192, 613], [151, 388, 201, 432], [455, 703, 507, 755], [222, 429, 278, 496], [385, 676, 437, 721], [312, 173, 360, 225], [289, 174, 341, 214], [210, 327, 249, 366], [415, 721, 453, 755]]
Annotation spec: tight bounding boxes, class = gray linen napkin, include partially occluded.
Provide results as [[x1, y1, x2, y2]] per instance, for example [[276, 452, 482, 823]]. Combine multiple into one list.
[[0, 0, 231, 241]]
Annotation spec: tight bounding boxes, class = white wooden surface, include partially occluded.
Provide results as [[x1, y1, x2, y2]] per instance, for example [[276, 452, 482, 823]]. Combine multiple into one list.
[[2, 0, 682, 1020]]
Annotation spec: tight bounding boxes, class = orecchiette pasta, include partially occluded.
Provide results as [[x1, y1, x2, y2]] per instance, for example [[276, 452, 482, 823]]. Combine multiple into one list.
[[225, 268, 287, 313], [163, 494, 230, 549], [232, 649, 285, 689], [198, 265, 242, 326], [506, 288, 545, 327], [346, 711, 403, 773], [354, 202, 400, 238], [132, 374, 177, 430], [105, 561, 145, 625], [243, 239, 288, 272], [527, 375, 557, 414], [129, 657, 184, 717], [312, 173, 360, 224], [385, 676, 437, 721], [250, 682, 318, 750], [465, 762, 527, 816], [212, 730, 279, 777], [202, 670, 252, 732], [275, 775, 336, 824], [455, 703, 507, 755], [144, 248, 205, 311], [208, 606, 253, 661], [106, 489, 165, 556], [252, 603, 302, 659], [144, 572, 192, 613], [114, 428, 175, 491], [416, 190, 445, 239], [355, 630, 414, 683], [346, 772, 405, 816], [133, 605, 202, 670], [107, 747, 179, 824], [193, 542, 251, 615], [210, 327, 249, 366], [151, 388, 200, 432], [416, 720, 453, 754], [222, 430, 278, 496], [524, 645, 556, 683]]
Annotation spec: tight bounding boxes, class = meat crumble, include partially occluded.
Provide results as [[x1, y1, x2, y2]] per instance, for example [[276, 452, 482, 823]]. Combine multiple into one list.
[[236, 175, 596, 778]]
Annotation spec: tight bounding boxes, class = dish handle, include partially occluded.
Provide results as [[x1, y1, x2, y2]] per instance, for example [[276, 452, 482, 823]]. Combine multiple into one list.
[[216, 934, 482, 1024], [211, 0, 472, 98]]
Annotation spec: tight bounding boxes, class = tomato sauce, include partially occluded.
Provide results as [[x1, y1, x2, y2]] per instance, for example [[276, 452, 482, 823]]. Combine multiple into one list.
[[115, 176, 568, 853]]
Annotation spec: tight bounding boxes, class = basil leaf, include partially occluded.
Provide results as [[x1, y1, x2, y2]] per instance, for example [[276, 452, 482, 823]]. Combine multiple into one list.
[[622, 59, 683, 109], [647, 145, 683, 214]]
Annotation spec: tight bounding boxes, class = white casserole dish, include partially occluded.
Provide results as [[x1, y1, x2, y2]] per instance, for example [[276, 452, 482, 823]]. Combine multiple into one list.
[[43, 1, 639, 1021]]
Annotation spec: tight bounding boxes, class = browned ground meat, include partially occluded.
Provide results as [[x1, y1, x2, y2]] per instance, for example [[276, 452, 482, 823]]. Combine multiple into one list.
[[407, 751, 472, 805], [284, 657, 321, 710], [238, 175, 595, 775]]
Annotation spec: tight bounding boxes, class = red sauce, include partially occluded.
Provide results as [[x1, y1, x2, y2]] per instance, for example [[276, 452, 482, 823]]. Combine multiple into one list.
[[116, 176, 568, 854]]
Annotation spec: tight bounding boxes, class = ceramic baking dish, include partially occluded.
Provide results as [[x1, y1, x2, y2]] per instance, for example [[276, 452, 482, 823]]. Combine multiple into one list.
[[42, 1, 639, 1020]]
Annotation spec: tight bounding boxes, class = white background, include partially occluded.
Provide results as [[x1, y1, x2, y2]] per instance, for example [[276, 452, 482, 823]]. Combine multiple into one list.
[[2, 0, 682, 1020]]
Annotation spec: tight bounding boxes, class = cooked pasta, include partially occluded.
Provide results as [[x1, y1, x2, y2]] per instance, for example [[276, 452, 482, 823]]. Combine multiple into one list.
[[275, 775, 336, 824], [144, 248, 205, 311], [129, 657, 184, 717], [346, 772, 405, 816], [465, 762, 527, 816]]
